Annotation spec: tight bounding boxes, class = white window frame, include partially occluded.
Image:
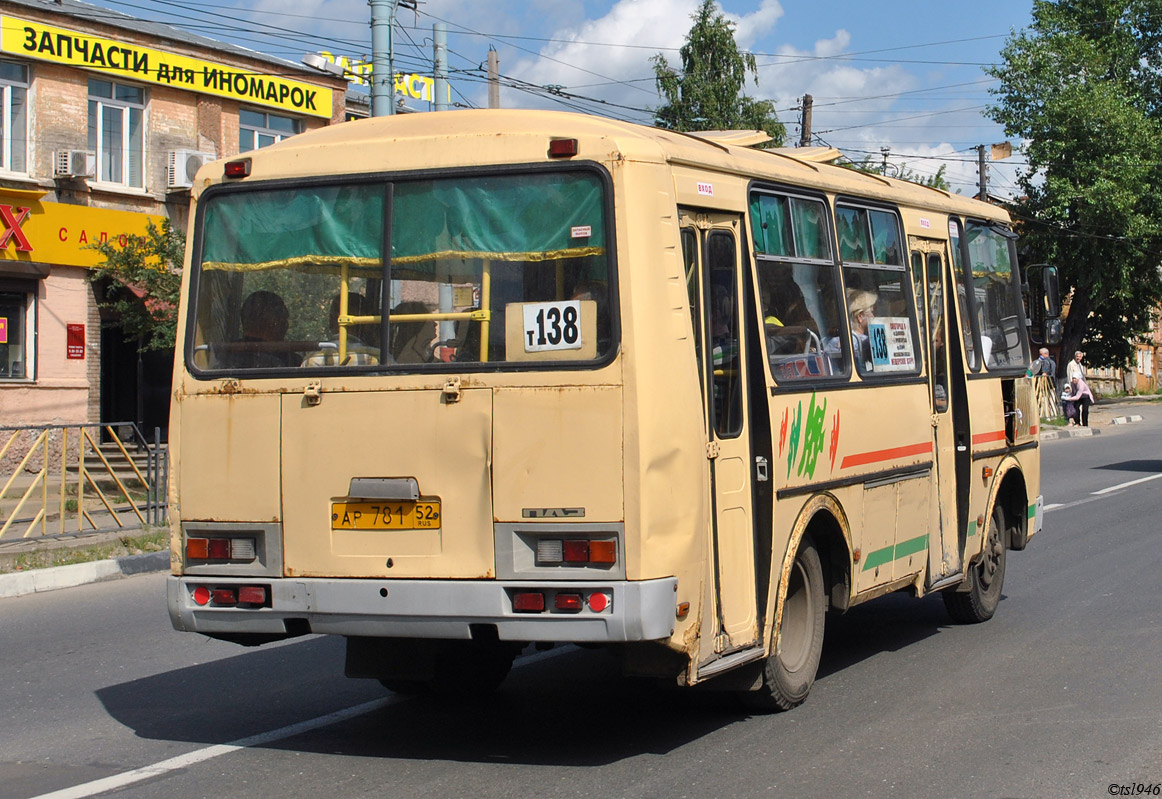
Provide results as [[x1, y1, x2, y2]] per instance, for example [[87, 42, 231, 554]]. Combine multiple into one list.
[[0, 287, 36, 381], [239, 108, 301, 152], [88, 79, 144, 188], [0, 61, 28, 174]]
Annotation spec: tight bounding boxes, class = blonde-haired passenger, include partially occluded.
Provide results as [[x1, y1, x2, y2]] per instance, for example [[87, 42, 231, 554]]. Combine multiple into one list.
[[826, 288, 877, 372]]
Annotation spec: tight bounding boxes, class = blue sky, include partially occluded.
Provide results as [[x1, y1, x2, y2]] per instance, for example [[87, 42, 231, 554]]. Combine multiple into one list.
[[87, 0, 1034, 196]]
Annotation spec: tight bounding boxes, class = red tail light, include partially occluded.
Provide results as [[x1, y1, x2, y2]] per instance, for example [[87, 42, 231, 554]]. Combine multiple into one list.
[[562, 540, 589, 563], [211, 588, 237, 606], [513, 591, 545, 612], [555, 593, 583, 611], [238, 586, 267, 605]]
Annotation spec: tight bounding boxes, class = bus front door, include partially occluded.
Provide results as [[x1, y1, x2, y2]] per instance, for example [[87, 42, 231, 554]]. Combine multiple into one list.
[[912, 242, 965, 587], [681, 210, 760, 656]]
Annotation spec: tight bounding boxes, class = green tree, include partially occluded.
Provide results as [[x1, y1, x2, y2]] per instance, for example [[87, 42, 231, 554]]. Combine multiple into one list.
[[652, 0, 785, 145], [88, 219, 186, 351], [850, 156, 952, 191], [987, 0, 1162, 368]]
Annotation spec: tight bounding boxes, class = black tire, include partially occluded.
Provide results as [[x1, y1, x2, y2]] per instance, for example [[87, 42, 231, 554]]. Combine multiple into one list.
[[943, 507, 1007, 624], [746, 535, 826, 711]]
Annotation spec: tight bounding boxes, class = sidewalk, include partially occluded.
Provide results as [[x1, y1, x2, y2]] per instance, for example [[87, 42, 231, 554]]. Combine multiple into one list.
[[0, 549, 169, 599], [1039, 394, 1159, 440]]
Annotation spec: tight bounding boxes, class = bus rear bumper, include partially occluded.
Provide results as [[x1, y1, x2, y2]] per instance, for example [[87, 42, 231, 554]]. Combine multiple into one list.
[[167, 576, 678, 643]]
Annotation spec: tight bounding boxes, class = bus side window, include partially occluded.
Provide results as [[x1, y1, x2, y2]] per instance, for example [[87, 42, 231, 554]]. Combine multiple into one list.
[[750, 190, 845, 382], [837, 205, 922, 378]]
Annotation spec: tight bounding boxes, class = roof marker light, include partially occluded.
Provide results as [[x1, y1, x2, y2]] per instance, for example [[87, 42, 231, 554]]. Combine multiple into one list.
[[548, 138, 578, 158], [224, 159, 251, 178]]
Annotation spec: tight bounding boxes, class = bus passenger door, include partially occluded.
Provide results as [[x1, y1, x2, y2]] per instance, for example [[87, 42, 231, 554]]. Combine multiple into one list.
[[911, 242, 964, 586], [680, 209, 760, 654]]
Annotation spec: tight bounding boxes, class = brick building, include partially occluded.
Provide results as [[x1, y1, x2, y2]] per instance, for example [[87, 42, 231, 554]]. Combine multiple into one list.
[[0, 0, 347, 435]]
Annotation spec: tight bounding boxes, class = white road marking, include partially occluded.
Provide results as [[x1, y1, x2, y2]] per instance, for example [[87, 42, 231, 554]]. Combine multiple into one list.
[[30, 645, 575, 799], [29, 698, 395, 799], [1043, 503, 1063, 511], [1091, 472, 1162, 495]]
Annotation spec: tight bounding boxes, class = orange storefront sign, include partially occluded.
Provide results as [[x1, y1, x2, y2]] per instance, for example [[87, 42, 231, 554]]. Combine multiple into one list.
[[0, 188, 164, 268]]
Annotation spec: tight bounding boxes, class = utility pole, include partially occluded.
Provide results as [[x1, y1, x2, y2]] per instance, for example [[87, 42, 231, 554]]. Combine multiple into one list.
[[975, 144, 988, 201], [798, 93, 812, 147], [487, 46, 500, 109], [369, 0, 396, 116], [433, 23, 448, 112]]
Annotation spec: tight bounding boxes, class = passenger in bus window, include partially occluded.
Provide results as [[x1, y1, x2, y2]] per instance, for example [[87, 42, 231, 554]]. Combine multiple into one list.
[[301, 293, 379, 366], [826, 288, 876, 372], [225, 290, 294, 369], [389, 301, 439, 363]]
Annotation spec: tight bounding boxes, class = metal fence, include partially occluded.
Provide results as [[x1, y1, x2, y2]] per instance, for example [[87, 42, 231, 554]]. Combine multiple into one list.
[[0, 421, 168, 541]]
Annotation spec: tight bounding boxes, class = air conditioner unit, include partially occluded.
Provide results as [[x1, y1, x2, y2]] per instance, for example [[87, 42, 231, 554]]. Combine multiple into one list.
[[167, 149, 215, 189], [54, 150, 95, 178]]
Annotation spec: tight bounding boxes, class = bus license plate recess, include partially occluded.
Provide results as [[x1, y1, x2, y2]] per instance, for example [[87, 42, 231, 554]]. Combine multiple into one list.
[[331, 501, 441, 530]]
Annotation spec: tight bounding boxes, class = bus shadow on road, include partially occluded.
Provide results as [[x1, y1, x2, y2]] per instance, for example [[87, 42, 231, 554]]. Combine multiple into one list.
[[1093, 459, 1162, 473], [94, 637, 748, 766], [95, 594, 964, 767], [817, 591, 952, 680]]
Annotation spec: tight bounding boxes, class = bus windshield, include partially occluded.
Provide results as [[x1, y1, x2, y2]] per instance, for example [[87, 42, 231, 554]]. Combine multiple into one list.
[[187, 169, 614, 373], [964, 222, 1028, 370]]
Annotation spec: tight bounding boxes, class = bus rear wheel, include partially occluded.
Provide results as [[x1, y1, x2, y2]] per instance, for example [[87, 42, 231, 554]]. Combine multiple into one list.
[[746, 535, 825, 712], [943, 507, 1007, 624]]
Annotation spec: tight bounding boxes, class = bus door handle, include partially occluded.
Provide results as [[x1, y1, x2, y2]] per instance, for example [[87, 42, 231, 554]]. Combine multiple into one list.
[[755, 456, 769, 482], [956, 432, 968, 452], [442, 376, 462, 403]]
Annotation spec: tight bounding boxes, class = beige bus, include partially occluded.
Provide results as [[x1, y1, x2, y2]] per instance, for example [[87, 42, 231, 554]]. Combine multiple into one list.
[[167, 110, 1058, 709]]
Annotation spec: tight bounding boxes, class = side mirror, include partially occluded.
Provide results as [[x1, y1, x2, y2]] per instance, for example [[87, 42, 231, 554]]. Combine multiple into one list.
[[1040, 265, 1061, 318], [1043, 318, 1062, 345]]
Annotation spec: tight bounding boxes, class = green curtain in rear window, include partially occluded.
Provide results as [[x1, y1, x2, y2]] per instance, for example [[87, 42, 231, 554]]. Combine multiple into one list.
[[201, 184, 384, 273], [200, 172, 605, 274], [749, 193, 791, 256]]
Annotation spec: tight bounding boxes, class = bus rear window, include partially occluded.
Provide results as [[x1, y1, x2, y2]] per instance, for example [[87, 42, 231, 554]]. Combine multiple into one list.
[[188, 170, 614, 373]]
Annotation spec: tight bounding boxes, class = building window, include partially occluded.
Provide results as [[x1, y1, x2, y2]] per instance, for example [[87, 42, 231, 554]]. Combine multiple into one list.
[[239, 109, 300, 152], [88, 79, 144, 188], [0, 289, 34, 380], [0, 62, 28, 173]]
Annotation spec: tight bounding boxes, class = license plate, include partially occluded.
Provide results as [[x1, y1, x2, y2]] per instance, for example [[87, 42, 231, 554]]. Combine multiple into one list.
[[331, 500, 441, 530]]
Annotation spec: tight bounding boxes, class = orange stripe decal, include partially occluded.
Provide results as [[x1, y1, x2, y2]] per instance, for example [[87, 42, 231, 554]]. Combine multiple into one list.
[[840, 441, 932, 469], [972, 430, 1007, 446]]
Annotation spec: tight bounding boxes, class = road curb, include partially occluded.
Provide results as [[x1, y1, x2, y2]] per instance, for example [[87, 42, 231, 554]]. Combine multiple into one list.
[[1040, 426, 1098, 440], [0, 550, 169, 599], [1111, 414, 1145, 425]]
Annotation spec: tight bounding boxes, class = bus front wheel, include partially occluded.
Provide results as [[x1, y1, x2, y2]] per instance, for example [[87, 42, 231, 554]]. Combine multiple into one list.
[[943, 507, 1007, 624], [747, 535, 826, 711]]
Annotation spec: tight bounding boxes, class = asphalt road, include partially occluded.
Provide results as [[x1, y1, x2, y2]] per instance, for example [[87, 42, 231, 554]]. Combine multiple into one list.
[[3, 402, 1161, 799]]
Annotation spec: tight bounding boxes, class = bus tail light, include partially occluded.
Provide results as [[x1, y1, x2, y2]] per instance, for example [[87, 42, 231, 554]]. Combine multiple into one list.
[[555, 593, 583, 611], [588, 541, 616, 564], [536, 538, 617, 567], [562, 540, 589, 563], [238, 586, 267, 605], [513, 591, 545, 612], [187, 536, 256, 562], [191, 584, 270, 607]]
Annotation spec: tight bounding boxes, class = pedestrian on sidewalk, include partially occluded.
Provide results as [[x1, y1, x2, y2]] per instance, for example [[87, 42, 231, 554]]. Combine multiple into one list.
[[1063, 374, 1095, 427], [1066, 350, 1086, 383], [1031, 347, 1056, 380]]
